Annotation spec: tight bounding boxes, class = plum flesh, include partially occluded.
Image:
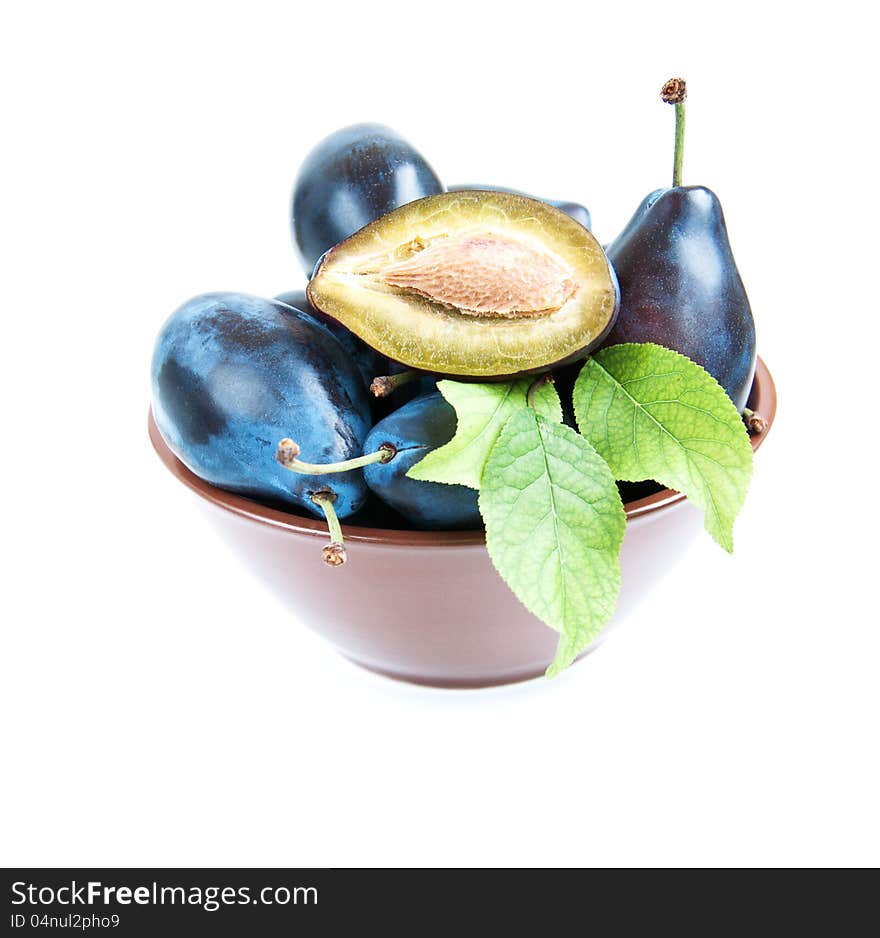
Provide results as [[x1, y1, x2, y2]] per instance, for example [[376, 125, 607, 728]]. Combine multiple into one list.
[[308, 190, 619, 379], [450, 183, 591, 230]]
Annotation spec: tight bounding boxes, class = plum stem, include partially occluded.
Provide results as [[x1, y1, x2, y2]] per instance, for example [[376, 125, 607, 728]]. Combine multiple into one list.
[[742, 408, 768, 435], [370, 371, 418, 398], [310, 489, 347, 567], [276, 438, 395, 475], [673, 102, 686, 187], [661, 77, 687, 187], [527, 373, 555, 410]]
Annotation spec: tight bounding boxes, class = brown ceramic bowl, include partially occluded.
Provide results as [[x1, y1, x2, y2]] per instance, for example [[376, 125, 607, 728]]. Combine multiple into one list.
[[149, 358, 776, 688]]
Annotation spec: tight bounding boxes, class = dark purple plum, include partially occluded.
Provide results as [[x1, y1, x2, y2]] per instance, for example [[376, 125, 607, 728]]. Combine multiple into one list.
[[291, 123, 443, 275], [151, 292, 371, 518], [450, 184, 591, 230], [604, 187, 756, 410], [603, 80, 756, 409], [363, 393, 481, 530]]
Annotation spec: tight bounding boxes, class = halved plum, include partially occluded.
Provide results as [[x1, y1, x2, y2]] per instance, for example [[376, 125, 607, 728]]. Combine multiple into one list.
[[307, 190, 618, 378]]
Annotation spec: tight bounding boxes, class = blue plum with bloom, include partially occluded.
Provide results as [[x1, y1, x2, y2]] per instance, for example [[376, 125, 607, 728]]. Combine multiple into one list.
[[151, 292, 371, 518], [363, 393, 481, 530]]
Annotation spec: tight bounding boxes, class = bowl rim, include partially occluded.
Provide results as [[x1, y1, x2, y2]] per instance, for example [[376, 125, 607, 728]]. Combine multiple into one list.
[[149, 356, 776, 547]]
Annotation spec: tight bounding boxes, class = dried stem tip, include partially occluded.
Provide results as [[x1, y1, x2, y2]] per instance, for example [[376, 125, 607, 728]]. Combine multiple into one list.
[[311, 489, 347, 567], [370, 369, 419, 398], [276, 438, 301, 465], [322, 543, 347, 567], [742, 408, 769, 435], [661, 77, 687, 105], [371, 376, 394, 398]]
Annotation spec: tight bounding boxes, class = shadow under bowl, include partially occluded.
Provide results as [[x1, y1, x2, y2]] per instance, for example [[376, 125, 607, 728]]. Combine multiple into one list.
[[149, 358, 776, 688]]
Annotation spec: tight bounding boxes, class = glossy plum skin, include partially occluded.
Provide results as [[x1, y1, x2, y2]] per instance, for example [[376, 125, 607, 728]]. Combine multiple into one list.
[[275, 289, 384, 389], [450, 183, 591, 230], [292, 123, 443, 276], [151, 292, 371, 518], [363, 393, 481, 530], [604, 186, 756, 410]]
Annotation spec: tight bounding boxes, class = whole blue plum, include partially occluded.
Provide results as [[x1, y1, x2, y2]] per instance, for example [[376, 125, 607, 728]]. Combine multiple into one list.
[[363, 393, 481, 530], [449, 183, 592, 230], [604, 186, 756, 409], [151, 292, 371, 518], [291, 123, 443, 275], [275, 288, 385, 390]]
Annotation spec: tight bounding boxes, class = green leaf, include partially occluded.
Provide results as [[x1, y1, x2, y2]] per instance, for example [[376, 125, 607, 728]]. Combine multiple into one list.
[[407, 378, 562, 489], [574, 343, 753, 552], [479, 410, 626, 677]]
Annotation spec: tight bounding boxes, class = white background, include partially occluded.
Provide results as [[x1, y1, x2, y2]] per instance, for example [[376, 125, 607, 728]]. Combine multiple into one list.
[[2, 1, 877, 867]]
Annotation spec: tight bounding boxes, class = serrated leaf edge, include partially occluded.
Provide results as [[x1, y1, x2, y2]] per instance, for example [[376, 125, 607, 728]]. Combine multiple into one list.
[[478, 410, 625, 678], [406, 381, 518, 487], [575, 344, 753, 552]]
